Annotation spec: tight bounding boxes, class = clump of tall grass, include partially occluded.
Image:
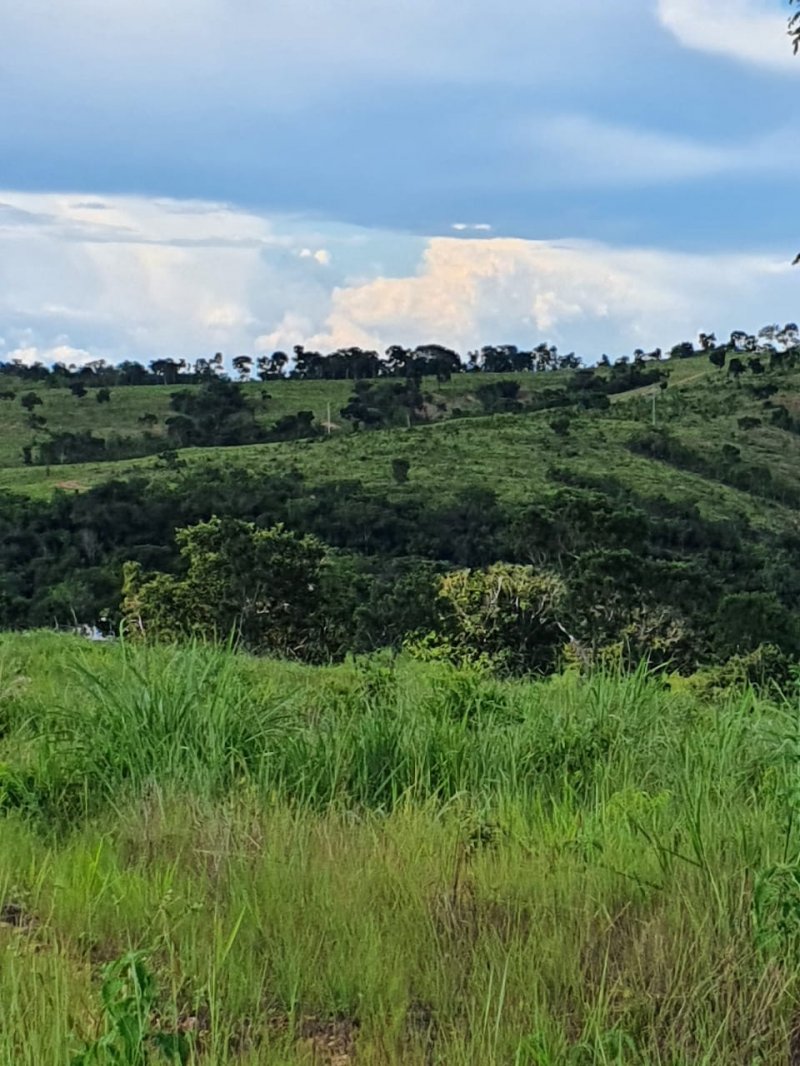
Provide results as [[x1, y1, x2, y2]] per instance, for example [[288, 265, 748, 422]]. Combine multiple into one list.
[[7, 639, 290, 819], [0, 635, 778, 825]]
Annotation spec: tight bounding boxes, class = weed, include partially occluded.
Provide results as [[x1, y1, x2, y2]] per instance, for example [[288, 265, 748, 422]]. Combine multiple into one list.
[[71, 952, 192, 1065]]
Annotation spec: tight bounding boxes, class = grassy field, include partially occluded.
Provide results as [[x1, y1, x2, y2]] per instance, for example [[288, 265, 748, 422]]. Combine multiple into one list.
[[2, 633, 800, 1063], [0, 371, 582, 471]]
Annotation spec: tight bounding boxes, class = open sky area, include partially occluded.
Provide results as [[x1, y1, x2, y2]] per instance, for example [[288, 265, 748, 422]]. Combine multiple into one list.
[[1, 0, 798, 366]]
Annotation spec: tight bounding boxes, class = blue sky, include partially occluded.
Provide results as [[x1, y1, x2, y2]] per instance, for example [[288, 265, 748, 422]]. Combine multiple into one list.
[[0, 0, 798, 365]]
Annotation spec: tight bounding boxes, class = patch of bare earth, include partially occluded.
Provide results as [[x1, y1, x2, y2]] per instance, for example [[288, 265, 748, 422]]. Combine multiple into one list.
[[0, 900, 35, 930], [296, 1014, 360, 1064]]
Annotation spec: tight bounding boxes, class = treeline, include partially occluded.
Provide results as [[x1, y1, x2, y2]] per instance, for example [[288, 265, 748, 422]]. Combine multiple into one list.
[[3, 460, 800, 677], [2, 322, 798, 388]]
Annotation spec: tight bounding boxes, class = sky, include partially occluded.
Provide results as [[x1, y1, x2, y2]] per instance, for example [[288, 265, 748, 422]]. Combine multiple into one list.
[[0, 0, 798, 366]]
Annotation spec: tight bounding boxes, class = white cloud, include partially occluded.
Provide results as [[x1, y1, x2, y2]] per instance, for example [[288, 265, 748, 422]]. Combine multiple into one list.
[[309, 236, 800, 354], [299, 248, 332, 265], [0, 189, 798, 365], [657, 0, 798, 72], [452, 224, 493, 233], [4, 344, 95, 367]]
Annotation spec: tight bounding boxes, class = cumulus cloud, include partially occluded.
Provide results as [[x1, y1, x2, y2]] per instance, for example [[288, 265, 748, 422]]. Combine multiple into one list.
[[309, 236, 799, 353], [0, 190, 797, 365], [0, 192, 340, 363], [0, 342, 95, 368], [299, 248, 332, 265], [657, 0, 798, 72]]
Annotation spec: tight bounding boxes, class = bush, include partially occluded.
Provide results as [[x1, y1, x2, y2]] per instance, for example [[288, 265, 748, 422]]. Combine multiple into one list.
[[424, 562, 567, 674]]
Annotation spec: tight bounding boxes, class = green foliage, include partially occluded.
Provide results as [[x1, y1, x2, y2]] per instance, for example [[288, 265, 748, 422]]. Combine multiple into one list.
[[340, 378, 425, 429], [390, 456, 410, 483], [2, 634, 800, 1062], [20, 391, 43, 412], [166, 378, 263, 448], [430, 563, 566, 674], [475, 380, 523, 414], [5, 351, 800, 675], [122, 517, 325, 657], [713, 593, 800, 659], [72, 952, 191, 1064]]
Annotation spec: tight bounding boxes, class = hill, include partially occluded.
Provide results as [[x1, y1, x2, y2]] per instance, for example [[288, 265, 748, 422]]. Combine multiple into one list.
[[3, 348, 800, 671], [0, 351, 796, 527]]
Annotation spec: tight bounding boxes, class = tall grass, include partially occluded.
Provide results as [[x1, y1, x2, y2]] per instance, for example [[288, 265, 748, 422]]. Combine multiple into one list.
[[1, 633, 800, 1062]]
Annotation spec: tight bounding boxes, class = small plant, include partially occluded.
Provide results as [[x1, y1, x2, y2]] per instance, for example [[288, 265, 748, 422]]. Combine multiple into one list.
[[754, 862, 800, 959], [549, 414, 571, 437], [72, 951, 191, 1065], [155, 449, 185, 470]]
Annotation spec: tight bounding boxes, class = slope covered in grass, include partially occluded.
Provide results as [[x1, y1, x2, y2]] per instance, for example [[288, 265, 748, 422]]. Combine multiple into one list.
[[0, 357, 793, 532], [0, 371, 580, 471], [1, 633, 799, 1063]]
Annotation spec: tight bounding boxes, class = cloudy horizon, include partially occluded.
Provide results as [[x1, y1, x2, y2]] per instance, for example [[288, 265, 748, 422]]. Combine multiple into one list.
[[1, 0, 797, 366]]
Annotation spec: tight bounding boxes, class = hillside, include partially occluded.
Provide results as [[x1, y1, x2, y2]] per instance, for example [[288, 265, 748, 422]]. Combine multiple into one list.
[[1, 352, 798, 529], [3, 349, 800, 672], [0, 370, 583, 473]]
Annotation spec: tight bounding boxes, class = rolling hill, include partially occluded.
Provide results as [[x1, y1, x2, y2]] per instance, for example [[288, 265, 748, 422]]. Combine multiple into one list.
[[3, 349, 800, 671]]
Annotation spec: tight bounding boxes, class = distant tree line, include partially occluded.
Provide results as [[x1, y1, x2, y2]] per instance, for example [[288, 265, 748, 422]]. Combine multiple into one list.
[[2, 323, 798, 389]]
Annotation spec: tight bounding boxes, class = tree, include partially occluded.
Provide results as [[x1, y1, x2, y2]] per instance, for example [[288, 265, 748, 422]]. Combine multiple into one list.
[[270, 410, 316, 441], [69, 382, 88, 399], [149, 359, 182, 385], [713, 592, 799, 659], [549, 414, 571, 437], [167, 378, 264, 447], [708, 348, 726, 370], [20, 391, 43, 412], [96, 387, 112, 403], [792, 0, 800, 55], [232, 355, 253, 382], [430, 563, 567, 674], [727, 357, 745, 383], [122, 517, 327, 657], [669, 341, 695, 360], [391, 457, 410, 484], [256, 351, 289, 381]]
